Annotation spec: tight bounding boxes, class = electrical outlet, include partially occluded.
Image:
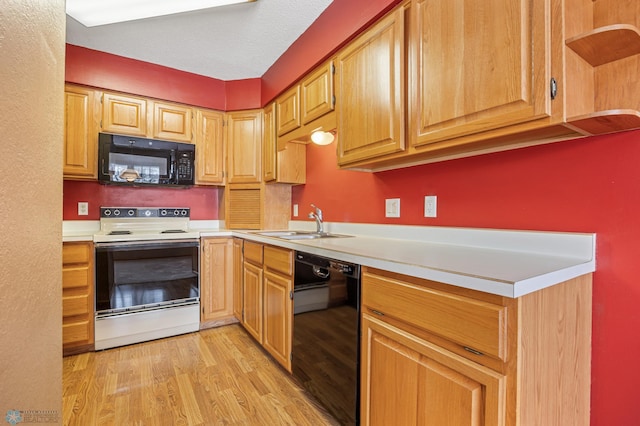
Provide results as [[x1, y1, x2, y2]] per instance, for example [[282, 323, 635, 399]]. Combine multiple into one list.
[[424, 196, 437, 218], [293, 204, 299, 217], [78, 202, 89, 216], [385, 198, 400, 218]]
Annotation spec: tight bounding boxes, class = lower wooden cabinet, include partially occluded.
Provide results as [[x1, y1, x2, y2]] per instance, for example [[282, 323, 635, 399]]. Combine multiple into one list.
[[243, 258, 264, 342], [200, 238, 235, 327], [361, 314, 505, 425], [262, 246, 293, 372], [238, 240, 293, 372], [232, 238, 244, 321], [62, 241, 94, 356], [360, 267, 592, 426]]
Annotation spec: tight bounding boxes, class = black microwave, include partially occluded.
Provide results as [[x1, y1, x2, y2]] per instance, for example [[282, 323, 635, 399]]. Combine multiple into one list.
[[98, 133, 195, 187]]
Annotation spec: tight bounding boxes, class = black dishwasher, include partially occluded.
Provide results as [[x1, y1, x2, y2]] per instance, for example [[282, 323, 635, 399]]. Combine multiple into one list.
[[292, 251, 361, 426]]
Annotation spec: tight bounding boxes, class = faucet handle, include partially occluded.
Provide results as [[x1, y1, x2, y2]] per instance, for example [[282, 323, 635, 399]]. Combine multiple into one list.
[[310, 203, 323, 219]]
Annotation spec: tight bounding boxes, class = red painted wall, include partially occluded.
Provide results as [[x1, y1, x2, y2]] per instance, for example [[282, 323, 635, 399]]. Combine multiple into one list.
[[261, 0, 402, 104], [65, 44, 261, 110], [63, 181, 220, 220], [293, 131, 640, 425]]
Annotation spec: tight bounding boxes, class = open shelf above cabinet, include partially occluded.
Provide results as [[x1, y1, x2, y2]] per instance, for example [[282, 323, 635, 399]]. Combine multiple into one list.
[[566, 24, 640, 67], [568, 110, 640, 135]]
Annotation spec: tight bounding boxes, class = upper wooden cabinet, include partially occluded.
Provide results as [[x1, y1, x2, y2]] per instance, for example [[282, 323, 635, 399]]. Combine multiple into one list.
[[195, 108, 225, 185], [226, 109, 263, 184], [409, 0, 556, 148], [102, 92, 148, 136], [152, 101, 193, 143], [276, 86, 301, 136], [335, 6, 406, 166], [263, 102, 306, 185], [301, 62, 335, 125], [64, 84, 99, 179], [263, 102, 278, 182], [102, 92, 194, 143], [334, 0, 603, 171], [275, 60, 336, 146]]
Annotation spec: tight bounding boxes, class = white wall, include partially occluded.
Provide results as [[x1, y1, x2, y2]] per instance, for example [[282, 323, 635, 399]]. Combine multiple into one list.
[[0, 0, 65, 421]]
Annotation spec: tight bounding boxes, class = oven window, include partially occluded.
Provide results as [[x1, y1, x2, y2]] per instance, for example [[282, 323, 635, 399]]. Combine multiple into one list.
[[96, 242, 199, 313]]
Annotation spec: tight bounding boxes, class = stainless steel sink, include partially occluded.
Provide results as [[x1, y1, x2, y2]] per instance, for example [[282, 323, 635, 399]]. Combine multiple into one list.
[[257, 230, 352, 240]]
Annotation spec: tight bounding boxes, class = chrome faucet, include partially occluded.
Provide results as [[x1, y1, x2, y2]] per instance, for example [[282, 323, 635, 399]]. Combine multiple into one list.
[[308, 204, 324, 234]]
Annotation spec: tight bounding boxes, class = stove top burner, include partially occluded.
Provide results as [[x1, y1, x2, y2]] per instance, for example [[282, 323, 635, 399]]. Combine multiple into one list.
[[161, 229, 187, 234], [108, 230, 132, 235]]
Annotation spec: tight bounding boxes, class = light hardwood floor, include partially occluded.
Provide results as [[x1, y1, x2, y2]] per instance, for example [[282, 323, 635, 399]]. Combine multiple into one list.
[[63, 325, 338, 425]]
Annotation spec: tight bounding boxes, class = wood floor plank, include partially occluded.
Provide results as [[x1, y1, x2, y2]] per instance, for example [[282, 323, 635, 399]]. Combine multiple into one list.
[[63, 324, 337, 425]]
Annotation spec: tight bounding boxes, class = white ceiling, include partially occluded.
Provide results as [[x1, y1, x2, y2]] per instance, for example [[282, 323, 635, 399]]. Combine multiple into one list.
[[66, 0, 333, 81]]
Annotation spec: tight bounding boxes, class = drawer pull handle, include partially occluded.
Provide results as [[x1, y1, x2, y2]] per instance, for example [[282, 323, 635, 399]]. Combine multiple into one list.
[[463, 346, 483, 356], [371, 309, 385, 316]]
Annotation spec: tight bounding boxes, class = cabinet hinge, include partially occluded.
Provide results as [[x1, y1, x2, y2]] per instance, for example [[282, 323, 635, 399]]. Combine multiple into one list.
[[332, 95, 336, 107], [550, 77, 558, 100], [289, 290, 293, 300], [289, 352, 292, 361], [331, 63, 335, 75]]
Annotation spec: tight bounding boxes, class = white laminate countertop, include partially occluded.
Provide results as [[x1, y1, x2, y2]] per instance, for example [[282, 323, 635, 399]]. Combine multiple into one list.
[[62, 220, 596, 298]]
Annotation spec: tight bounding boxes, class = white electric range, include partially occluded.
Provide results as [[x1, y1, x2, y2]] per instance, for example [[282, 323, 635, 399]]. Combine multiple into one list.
[[93, 207, 201, 350]]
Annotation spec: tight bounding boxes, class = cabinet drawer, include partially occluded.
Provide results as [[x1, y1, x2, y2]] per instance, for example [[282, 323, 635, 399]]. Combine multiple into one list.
[[63, 321, 91, 345], [63, 243, 91, 264], [264, 245, 293, 276], [63, 266, 91, 290], [362, 270, 507, 361], [244, 241, 263, 265], [63, 294, 90, 317]]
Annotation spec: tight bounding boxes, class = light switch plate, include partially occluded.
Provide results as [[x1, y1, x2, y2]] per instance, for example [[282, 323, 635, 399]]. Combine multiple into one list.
[[385, 198, 400, 218], [293, 204, 299, 217], [78, 202, 89, 216], [424, 195, 437, 218]]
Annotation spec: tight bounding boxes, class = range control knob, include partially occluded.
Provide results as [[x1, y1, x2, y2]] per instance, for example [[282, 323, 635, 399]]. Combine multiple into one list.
[[174, 209, 180, 216], [113, 209, 121, 216], [160, 209, 167, 216], [181, 209, 188, 216], [127, 209, 136, 216], [144, 210, 152, 217], [103, 209, 112, 216]]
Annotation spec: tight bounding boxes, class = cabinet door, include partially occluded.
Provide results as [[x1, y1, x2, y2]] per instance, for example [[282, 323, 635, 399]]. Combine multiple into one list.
[[301, 61, 335, 125], [276, 85, 301, 136], [102, 92, 148, 136], [152, 101, 193, 142], [263, 102, 277, 182], [200, 238, 234, 323], [242, 260, 264, 342], [410, 0, 552, 147], [226, 110, 263, 184], [64, 85, 99, 179], [195, 109, 225, 185], [263, 270, 293, 372], [336, 7, 405, 166], [62, 242, 94, 356], [361, 314, 506, 426], [233, 239, 244, 321]]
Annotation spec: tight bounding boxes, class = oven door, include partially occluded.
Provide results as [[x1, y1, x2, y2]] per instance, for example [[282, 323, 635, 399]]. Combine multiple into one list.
[[95, 239, 199, 315]]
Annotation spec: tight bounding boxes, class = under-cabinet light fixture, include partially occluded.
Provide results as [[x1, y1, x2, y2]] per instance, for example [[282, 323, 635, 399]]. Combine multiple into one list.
[[67, 0, 257, 27], [310, 129, 336, 146]]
